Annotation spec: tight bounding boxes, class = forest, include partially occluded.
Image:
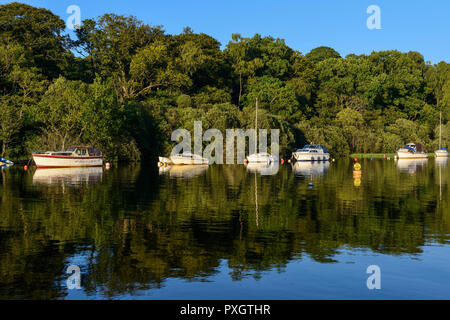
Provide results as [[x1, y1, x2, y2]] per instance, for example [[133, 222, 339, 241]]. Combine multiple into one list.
[[1, 2, 449, 161]]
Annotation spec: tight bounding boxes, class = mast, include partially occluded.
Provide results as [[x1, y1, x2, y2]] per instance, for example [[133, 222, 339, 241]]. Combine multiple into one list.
[[255, 97, 258, 154], [439, 112, 442, 149]]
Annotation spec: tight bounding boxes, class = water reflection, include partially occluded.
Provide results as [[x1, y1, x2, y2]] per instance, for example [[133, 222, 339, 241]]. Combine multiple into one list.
[[292, 161, 330, 178], [435, 157, 448, 168], [0, 160, 449, 299], [159, 165, 209, 179], [395, 158, 428, 174], [245, 162, 279, 175], [32, 167, 103, 186]]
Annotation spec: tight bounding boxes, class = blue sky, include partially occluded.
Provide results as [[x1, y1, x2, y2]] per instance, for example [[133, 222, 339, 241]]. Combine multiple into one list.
[[2, 0, 449, 63]]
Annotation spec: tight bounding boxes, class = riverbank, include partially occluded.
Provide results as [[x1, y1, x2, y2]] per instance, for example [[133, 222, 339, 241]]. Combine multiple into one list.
[[350, 153, 442, 159], [350, 153, 395, 159]]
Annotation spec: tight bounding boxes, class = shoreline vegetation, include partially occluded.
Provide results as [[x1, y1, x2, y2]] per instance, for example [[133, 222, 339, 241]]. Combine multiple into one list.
[[1, 2, 449, 163]]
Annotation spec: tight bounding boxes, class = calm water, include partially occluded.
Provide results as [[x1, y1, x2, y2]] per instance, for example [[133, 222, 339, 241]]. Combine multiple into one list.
[[0, 158, 449, 300]]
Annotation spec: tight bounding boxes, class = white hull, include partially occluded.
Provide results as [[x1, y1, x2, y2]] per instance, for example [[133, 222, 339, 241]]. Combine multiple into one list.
[[170, 154, 209, 165], [33, 155, 103, 168], [170, 158, 208, 165], [435, 150, 449, 158], [293, 153, 330, 162], [247, 153, 278, 164], [396, 151, 428, 159]]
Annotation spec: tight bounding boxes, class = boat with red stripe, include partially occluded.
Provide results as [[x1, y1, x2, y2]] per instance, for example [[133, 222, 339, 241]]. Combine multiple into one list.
[[32, 147, 103, 168]]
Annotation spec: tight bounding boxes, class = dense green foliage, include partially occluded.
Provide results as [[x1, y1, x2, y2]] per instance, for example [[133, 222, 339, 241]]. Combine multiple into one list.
[[0, 2, 449, 160]]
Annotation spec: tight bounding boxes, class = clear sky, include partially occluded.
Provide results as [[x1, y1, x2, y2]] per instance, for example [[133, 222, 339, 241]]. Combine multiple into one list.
[[2, 0, 449, 64]]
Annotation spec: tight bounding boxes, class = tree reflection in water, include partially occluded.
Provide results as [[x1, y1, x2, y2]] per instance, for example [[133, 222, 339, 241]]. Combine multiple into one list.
[[0, 159, 448, 299]]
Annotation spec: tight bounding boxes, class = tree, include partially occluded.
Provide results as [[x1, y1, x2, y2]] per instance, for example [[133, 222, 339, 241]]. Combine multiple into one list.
[[336, 108, 365, 152], [305, 46, 341, 64], [0, 41, 47, 157], [75, 14, 164, 98], [129, 41, 191, 98], [0, 2, 69, 79], [245, 76, 301, 121], [226, 34, 264, 106]]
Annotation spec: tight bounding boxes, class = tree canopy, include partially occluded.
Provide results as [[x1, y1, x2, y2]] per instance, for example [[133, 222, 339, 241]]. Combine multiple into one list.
[[0, 2, 449, 160]]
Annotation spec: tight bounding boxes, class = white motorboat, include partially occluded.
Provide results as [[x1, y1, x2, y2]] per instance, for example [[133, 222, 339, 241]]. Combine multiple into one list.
[[434, 112, 448, 158], [246, 152, 279, 164], [32, 147, 103, 168], [170, 152, 209, 165], [396, 142, 428, 159], [292, 145, 330, 162]]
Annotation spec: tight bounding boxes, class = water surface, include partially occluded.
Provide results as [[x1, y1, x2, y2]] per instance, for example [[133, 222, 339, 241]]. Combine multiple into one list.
[[0, 158, 449, 299]]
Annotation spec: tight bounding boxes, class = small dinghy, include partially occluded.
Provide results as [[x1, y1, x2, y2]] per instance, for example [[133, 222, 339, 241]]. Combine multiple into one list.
[[0, 158, 14, 169]]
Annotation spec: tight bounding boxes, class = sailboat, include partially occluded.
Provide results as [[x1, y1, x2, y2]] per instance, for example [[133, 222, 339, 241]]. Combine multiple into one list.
[[246, 98, 278, 164], [435, 112, 448, 158]]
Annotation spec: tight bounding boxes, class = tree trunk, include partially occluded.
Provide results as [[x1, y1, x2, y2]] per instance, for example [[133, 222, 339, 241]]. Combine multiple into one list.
[[238, 73, 242, 107], [1, 141, 6, 158]]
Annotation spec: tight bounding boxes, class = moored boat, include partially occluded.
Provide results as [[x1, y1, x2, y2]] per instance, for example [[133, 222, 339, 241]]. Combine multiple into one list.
[[435, 148, 449, 158], [0, 157, 14, 169], [32, 147, 103, 168], [170, 152, 209, 165], [292, 145, 330, 162], [246, 152, 279, 164], [396, 142, 428, 159], [434, 113, 448, 158]]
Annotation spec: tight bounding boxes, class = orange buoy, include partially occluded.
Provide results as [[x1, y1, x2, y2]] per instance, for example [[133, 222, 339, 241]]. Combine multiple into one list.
[[24, 165, 28, 171], [281, 159, 285, 165]]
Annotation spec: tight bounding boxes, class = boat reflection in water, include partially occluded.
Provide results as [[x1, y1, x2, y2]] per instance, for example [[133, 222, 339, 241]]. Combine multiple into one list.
[[32, 167, 103, 186], [292, 161, 330, 178], [159, 165, 209, 179], [395, 158, 428, 174], [435, 157, 448, 168], [245, 162, 279, 175]]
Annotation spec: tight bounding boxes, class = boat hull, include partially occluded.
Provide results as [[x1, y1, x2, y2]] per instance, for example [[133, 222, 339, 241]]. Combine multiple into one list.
[[170, 157, 209, 165], [33, 154, 103, 168], [396, 151, 428, 159], [435, 150, 449, 158], [293, 153, 330, 162], [247, 154, 278, 164]]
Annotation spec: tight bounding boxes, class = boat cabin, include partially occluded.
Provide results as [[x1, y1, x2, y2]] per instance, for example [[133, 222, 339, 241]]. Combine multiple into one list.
[[296, 145, 329, 154], [45, 147, 102, 157], [404, 142, 425, 153]]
